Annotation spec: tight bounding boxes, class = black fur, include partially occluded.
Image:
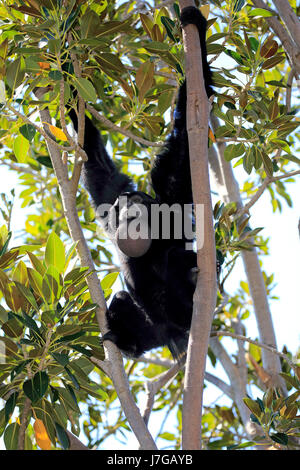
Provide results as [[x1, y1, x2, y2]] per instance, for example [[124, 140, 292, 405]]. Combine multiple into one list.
[[70, 7, 213, 359]]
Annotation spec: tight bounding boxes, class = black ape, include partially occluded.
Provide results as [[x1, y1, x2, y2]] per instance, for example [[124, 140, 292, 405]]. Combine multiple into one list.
[[70, 7, 213, 359]]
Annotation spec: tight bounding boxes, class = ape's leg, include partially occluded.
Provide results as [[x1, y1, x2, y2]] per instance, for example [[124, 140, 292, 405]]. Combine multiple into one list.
[[69, 109, 134, 210], [104, 291, 166, 357], [151, 7, 213, 206]]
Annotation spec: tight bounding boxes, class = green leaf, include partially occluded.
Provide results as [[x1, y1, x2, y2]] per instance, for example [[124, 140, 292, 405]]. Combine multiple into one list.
[[261, 152, 273, 177], [242, 150, 254, 175], [96, 53, 126, 75], [243, 398, 262, 417], [270, 433, 288, 445], [11, 311, 40, 334], [4, 422, 20, 450], [135, 61, 154, 103], [13, 135, 30, 163], [19, 124, 36, 141], [27, 268, 44, 298], [95, 20, 132, 38], [10, 360, 31, 381], [43, 265, 63, 301], [233, 0, 245, 12], [64, 266, 89, 286], [41, 310, 58, 326], [225, 49, 244, 65], [56, 331, 85, 343], [0, 337, 19, 358], [2, 317, 23, 338], [262, 54, 285, 70], [54, 422, 70, 450], [80, 9, 101, 38], [248, 8, 275, 17], [5, 392, 18, 424], [159, 431, 175, 441], [49, 70, 63, 81], [36, 156, 53, 168], [160, 16, 176, 41], [45, 232, 65, 273], [28, 252, 46, 275], [64, 384, 79, 410], [280, 372, 300, 389], [64, 366, 80, 390], [57, 386, 80, 413], [227, 441, 255, 449], [23, 371, 49, 403], [101, 272, 119, 290], [224, 143, 245, 161], [15, 281, 39, 310], [6, 57, 25, 90], [56, 324, 82, 337], [73, 77, 97, 103], [52, 352, 69, 367]]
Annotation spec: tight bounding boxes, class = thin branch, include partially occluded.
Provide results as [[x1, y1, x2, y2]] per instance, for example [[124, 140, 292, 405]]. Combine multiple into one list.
[[142, 362, 182, 425], [126, 64, 176, 81], [236, 169, 300, 219], [210, 330, 296, 371], [90, 356, 112, 378], [216, 136, 259, 143], [137, 354, 233, 399], [38, 328, 53, 371], [67, 31, 87, 192], [86, 104, 164, 148], [5, 102, 76, 154], [286, 69, 294, 113], [137, 355, 174, 368], [2, 160, 44, 177]]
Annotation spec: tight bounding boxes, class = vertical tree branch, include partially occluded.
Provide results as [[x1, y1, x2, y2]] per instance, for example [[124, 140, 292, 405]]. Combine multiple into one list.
[[271, 0, 300, 50], [17, 397, 32, 450], [179, 0, 217, 450], [210, 114, 286, 392]]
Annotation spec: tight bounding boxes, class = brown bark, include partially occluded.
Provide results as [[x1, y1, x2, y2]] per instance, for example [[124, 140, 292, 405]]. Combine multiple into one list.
[[210, 114, 286, 392], [179, 1, 217, 449]]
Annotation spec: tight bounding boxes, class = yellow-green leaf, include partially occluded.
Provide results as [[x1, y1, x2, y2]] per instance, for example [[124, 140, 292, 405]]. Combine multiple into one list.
[[73, 77, 97, 103], [45, 232, 65, 273], [14, 135, 30, 163]]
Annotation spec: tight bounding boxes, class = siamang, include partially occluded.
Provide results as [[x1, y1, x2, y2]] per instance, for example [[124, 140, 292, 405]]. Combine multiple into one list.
[[70, 7, 213, 359]]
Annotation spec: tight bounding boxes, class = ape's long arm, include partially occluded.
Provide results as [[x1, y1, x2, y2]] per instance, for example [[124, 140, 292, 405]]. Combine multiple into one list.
[[69, 109, 134, 208], [151, 7, 213, 206]]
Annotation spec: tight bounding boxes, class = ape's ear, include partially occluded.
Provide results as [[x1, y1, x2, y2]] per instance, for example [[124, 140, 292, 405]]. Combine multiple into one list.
[[116, 223, 152, 258]]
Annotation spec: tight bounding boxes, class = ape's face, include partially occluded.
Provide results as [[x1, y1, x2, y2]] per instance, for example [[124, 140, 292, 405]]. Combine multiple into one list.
[[109, 191, 155, 258]]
